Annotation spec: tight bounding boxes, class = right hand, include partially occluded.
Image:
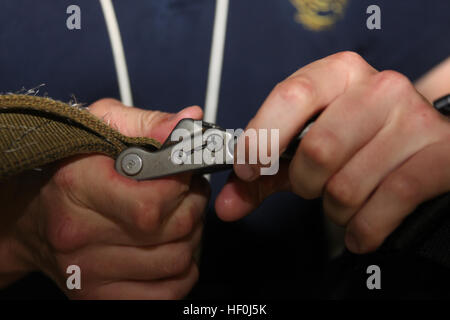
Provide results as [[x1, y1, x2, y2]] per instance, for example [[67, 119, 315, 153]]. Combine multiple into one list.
[[0, 99, 210, 299]]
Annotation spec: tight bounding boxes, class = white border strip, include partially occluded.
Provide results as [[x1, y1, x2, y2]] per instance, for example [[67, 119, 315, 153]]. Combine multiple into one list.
[[204, 0, 229, 123], [99, 0, 133, 106]]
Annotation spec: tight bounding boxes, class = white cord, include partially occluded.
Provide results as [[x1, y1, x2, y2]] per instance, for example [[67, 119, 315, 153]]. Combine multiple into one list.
[[99, 0, 133, 106], [204, 0, 229, 123]]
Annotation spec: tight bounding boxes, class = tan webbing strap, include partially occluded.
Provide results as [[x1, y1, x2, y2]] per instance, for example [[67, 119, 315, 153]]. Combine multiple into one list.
[[0, 95, 161, 180]]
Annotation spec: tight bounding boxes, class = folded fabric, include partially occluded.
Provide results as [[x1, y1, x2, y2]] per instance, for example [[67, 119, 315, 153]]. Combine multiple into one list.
[[0, 95, 160, 180]]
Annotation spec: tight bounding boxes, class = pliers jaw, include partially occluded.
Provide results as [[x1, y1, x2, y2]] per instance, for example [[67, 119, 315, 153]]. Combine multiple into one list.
[[115, 119, 235, 180]]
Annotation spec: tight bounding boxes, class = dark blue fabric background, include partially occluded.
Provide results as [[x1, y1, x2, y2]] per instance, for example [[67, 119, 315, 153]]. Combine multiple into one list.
[[0, 0, 449, 298]]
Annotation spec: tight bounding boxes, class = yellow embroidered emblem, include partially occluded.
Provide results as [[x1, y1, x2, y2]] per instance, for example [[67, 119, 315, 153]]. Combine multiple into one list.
[[290, 0, 348, 31]]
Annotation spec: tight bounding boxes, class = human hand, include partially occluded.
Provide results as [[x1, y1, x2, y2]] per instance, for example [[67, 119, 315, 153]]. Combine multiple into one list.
[[216, 52, 450, 254], [1, 98, 209, 299]]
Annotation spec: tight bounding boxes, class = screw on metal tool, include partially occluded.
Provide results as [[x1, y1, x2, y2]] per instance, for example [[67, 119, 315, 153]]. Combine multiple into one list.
[[171, 148, 187, 165], [121, 153, 143, 176], [206, 133, 224, 152]]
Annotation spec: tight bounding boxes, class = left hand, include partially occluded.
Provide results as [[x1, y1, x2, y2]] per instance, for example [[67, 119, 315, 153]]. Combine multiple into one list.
[[215, 51, 450, 254], [0, 99, 208, 298]]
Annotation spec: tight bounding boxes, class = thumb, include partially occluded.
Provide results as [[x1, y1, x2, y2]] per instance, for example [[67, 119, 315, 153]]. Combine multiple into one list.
[[215, 161, 291, 221], [88, 98, 203, 144]]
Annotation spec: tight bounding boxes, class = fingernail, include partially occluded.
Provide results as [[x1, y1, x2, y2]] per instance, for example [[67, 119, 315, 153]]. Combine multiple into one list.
[[345, 232, 360, 253], [235, 164, 257, 181]]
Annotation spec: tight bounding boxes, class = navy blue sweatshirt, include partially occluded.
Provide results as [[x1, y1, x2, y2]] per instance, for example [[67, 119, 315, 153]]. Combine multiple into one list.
[[0, 0, 449, 298]]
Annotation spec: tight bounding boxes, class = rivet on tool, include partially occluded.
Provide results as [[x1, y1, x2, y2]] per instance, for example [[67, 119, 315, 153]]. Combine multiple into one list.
[[121, 153, 143, 176], [206, 133, 224, 152], [171, 149, 187, 165]]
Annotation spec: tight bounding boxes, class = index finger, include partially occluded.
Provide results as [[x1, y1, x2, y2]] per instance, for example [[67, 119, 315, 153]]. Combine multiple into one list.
[[234, 51, 377, 181]]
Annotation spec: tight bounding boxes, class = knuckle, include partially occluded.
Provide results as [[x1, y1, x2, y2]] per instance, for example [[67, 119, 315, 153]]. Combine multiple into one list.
[[325, 174, 359, 209], [383, 172, 422, 204], [374, 70, 412, 95], [300, 128, 338, 168], [88, 98, 124, 122], [51, 166, 86, 209], [52, 166, 75, 192], [46, 214, 86, 253], [89, 98, 122, 110], [133, 200, 161, 233], [327, 52, 371, 83], [274, 76, 315, 106], [406, 102, 439, 134], [140, 109, 157, 126], [331, 51, 365, 68], [372, 72, 438, 135], [139, 110, 165, 136]]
